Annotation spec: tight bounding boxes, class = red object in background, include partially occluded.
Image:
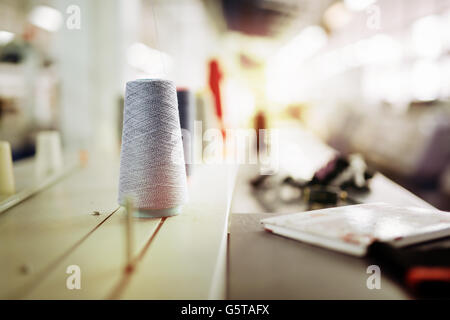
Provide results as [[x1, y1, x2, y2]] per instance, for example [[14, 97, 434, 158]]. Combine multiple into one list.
[[23, 24, 38, 42], [208, 59, 225, 138], [406, 267, 450, 291]]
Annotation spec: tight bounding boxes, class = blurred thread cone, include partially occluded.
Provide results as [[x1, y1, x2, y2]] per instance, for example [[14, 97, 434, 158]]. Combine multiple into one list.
[[35, 131, 63, 179], [177, 88, 196, 176], [0, 141, 15, 195]]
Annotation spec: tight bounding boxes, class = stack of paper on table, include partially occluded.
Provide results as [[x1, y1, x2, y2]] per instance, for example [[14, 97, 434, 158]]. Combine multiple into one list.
[[261, 203, 450, 256]]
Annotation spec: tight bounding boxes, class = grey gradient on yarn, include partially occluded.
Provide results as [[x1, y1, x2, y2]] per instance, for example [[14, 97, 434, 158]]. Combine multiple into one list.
[[177, 89, 195, 176], [118, 79, 188, 211]]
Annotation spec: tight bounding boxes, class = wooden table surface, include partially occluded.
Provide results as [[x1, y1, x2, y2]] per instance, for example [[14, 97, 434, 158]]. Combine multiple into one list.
[[227, 164, 435, 300], [0, 137, 437, 300], [0, 154, 236, 299]]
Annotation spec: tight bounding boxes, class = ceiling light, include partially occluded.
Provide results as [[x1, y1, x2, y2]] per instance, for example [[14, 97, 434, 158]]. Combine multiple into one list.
[[29, 6, 63, 32]]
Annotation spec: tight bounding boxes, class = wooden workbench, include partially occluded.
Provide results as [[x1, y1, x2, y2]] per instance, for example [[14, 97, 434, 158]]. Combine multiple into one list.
[[0, 154, 236, 299], [227, 125, 437, 299], [0, 135, 437, 300], [228, 164, 435, 300]]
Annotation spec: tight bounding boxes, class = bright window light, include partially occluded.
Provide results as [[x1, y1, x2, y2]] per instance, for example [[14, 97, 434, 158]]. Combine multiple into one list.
[[344, 0, 376, 12], [127, 42, 172, 76], [272, 25, 328, 70], [355, 34, 402, 64], [29, 5, 63, 32], [412, 15, 443, 58], [0, 31, 14, 45], [266, 25, 328, 103], [412, 60, 441, 101]]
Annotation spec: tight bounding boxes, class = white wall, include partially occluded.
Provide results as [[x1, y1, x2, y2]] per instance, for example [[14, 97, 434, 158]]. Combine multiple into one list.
[[51, 0, 123, 153]]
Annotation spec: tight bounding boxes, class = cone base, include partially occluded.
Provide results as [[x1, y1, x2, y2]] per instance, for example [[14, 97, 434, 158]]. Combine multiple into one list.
[[133, 206, 182, 218]]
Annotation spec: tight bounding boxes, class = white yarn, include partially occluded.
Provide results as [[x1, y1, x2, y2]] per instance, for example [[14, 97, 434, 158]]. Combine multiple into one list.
[[118, 79, 188, 211]]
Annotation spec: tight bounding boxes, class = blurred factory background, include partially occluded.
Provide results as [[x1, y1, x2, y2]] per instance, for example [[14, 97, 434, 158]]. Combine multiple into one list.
[[0, 0, 449, 209]]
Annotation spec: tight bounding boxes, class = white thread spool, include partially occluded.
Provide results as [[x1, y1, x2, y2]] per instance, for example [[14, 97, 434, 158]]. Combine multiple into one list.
[[118, 79, 188, 218], [35, 131, 63, 179], [0, 141, 15, 195]]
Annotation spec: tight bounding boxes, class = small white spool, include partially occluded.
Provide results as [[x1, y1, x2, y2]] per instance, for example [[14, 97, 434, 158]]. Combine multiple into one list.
[[0, 141, 15, 195], [118, 79, 188, 218], [35, 130, 63, 179]]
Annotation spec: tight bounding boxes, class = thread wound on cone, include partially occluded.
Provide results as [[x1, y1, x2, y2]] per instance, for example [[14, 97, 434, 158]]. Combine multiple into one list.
[[118, 79, 188, 212]]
